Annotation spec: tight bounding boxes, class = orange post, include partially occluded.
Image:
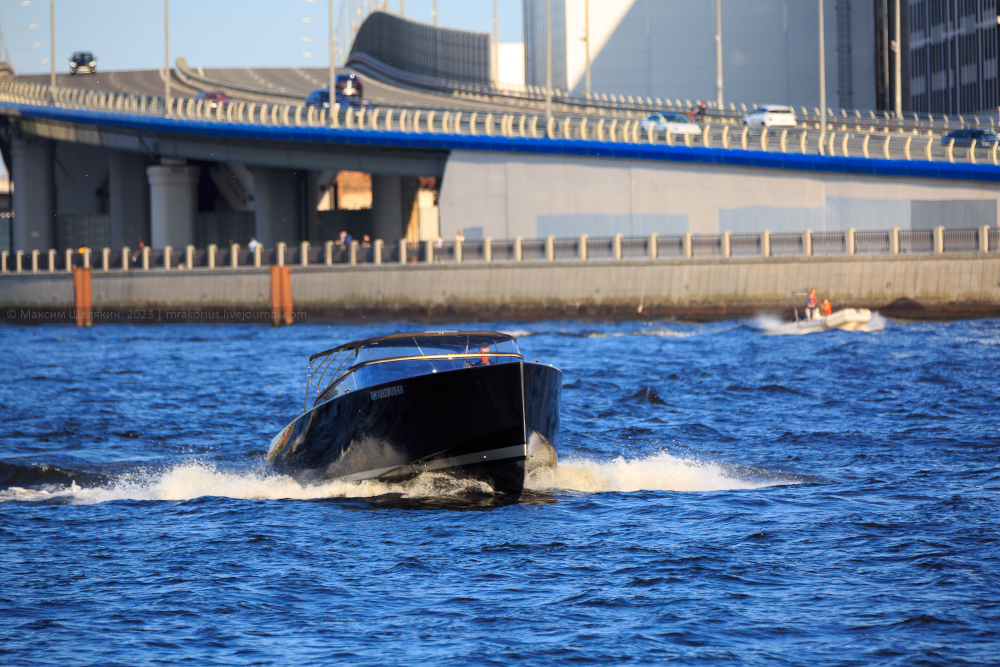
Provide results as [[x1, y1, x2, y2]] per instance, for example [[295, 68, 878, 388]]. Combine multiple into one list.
[[73, 267, 93, 326], [269, 265, 282, 326], [281, 265, 293, 326]]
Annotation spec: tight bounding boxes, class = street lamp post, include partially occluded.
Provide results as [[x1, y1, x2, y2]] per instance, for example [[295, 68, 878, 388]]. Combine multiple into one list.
[[492, 0, 498, 85], [583, 0, 590, 97], [893, 0, 901, 117], [545, 0, 551, 135], [715, 0, 722, 109], [818, 0, 826, 151], [328, 0, 335, 126], [47, 0, 53, 89], [164, 0, 170, 115]]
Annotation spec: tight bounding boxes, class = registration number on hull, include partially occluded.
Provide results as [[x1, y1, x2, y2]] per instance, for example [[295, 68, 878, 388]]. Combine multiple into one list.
[[370, 385, 404, 401]]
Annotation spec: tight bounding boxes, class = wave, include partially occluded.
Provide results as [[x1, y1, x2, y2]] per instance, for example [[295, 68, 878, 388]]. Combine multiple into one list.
[[525, 452, 801, 494], [0, 462, 503, 505], [0, 451, 804, 504]]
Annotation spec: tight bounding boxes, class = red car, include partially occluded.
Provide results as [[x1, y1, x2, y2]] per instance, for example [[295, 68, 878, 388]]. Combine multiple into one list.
[[195, 89, 231, 108]]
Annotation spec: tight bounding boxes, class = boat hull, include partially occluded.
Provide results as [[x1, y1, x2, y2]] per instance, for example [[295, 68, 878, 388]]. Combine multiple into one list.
[[269, 361, 560, 497], [796, 308, 872, 333]]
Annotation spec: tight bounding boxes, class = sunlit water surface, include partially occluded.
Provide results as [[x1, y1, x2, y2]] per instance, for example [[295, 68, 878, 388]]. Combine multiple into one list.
[[2, 318, 998, 665]]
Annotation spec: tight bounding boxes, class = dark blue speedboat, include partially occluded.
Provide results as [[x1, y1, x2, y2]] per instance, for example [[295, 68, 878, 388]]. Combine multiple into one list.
[[267, 331, 561, 497]]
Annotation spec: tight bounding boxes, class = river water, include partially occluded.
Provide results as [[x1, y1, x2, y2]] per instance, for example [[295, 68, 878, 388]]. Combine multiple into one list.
[[2, 317, 998, 665]]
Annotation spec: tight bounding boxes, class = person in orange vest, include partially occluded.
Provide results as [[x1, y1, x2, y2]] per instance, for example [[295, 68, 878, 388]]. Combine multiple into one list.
[[822, 299, 833, 316]]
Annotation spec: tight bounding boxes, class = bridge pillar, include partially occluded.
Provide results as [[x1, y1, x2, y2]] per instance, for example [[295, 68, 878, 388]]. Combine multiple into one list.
[[372, 174, 405, 242], [250, 166, 302, 247], [11, 137, 56, 252], [109, 151, 151, 249], [147, 160, 199, 249]]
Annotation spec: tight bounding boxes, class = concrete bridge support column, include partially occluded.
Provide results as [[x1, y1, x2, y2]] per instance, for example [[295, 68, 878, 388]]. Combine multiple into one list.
[[109, 151, 151, 249], [372, 174, 405, 242], [147, 159, 199, 249], [11, 137, 55, 252], [250, 166, 302, 247]]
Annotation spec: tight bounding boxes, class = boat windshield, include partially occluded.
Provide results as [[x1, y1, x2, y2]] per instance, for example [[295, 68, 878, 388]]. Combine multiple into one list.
[[307, 333, 521, 407]]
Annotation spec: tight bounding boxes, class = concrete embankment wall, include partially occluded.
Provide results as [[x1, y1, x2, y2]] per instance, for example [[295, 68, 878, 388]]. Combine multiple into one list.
[[2, 254, 999, 323]]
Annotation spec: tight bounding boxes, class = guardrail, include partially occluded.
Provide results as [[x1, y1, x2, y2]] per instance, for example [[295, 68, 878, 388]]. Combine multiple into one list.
[[347, 50, 1000, 136], [3, 227, 996, 275], [4, 77, 1000, 167]]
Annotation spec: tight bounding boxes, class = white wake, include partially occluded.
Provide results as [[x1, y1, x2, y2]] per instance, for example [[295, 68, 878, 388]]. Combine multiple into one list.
[[526, 452, 782, 493], [0, 451, 792, 504]]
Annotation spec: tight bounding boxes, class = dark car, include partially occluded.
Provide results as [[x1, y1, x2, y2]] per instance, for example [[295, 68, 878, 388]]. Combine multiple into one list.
[[69, 51, 96, 75], [335, 72, 363, 99], [306, 73, 366, 109], [941, 128, 1000, 147], [195, 89, 231, 108]]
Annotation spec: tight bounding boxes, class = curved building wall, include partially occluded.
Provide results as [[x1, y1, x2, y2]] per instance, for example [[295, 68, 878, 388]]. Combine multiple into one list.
[[349, 11, 491, 85], [524, 0, 875, 112]]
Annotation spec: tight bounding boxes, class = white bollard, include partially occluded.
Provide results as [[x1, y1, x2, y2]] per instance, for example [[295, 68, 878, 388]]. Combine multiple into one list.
[[374, 239, 383, 264]]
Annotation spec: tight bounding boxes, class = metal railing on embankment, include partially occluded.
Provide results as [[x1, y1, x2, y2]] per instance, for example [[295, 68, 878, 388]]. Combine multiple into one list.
[[3, 227, 998, 276], [4, 78, 1000, 167]]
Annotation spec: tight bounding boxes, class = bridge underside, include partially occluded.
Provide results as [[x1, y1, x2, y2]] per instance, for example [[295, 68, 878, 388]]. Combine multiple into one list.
[[2, 116, 447, 251]]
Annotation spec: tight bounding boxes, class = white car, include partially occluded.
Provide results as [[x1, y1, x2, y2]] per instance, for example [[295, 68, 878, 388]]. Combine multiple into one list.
[[639, 112, 702, 136], [742, 105, 797, 128]]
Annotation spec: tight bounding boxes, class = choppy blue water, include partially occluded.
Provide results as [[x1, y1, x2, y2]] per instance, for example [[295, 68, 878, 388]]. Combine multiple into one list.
[[2, 316, 999, 666]]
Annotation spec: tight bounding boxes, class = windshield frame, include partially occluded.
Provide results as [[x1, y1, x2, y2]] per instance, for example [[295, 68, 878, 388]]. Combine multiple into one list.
[[304, 331, 521, 409]]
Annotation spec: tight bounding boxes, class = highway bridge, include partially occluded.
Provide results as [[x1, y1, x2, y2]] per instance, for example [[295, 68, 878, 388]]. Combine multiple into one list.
[[1, 9, 999, 262]]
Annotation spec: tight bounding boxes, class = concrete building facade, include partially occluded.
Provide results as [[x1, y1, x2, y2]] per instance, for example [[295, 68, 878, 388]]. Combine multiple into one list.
[[908, 0, 999, 115], [522, 0, 876, 111]]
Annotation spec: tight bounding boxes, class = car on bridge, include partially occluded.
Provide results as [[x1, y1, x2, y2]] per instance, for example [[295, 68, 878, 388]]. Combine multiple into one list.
[[334, 72, 363, 100], [305, 73, 366, 108], [741, 105, 797, 128], [940, 128, 1000, 147], [69, 52, 96, 75], [639, 112, 702, 137], [195, 89, 231, 109]]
